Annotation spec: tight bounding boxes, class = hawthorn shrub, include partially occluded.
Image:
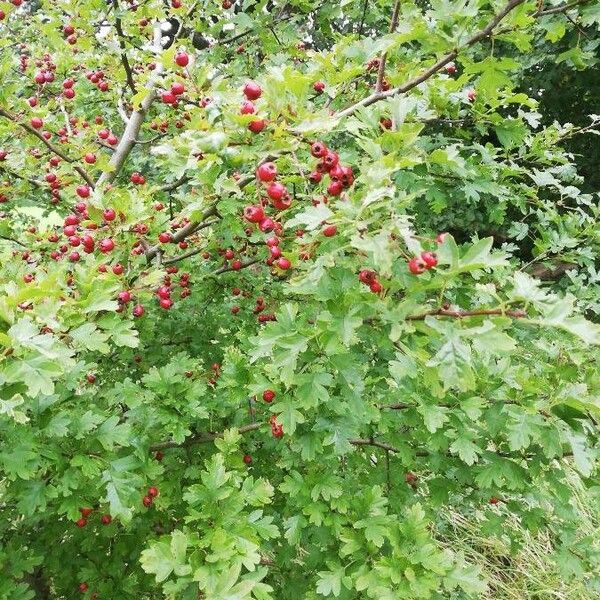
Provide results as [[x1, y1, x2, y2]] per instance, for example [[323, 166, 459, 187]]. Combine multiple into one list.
[[0, 0, 599, 599]]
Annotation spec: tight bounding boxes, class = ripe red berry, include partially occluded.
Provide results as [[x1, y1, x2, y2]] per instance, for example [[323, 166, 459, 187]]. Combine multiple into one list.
[[76, 185, 90, 198], [436, 232, 448, 244], [313, 81, 325, 93], [75, 517, 87, 528], [79, 507, 93, 517], [240, 100, 255, 115], [159, 297, 173, 310], [175, 52, 189, 67], [490, 496, 500, 505], [420, 251, 438, 268], [370, 281, 382, 293], [327, 181, 343, 196], [267, 182, 286, 201], [158, 232, 172, 243], [408, 257, 426, 275], [243, 81, 262, 100], [309, 171, 322, 184], [310, 141, 328, 158], [263, 389, 276, 403], [133, 304, 145, 317], [162, 90, 176, 104], [142, 495, 153, 507], [322, 224, 337, 237], [84, 153, 96, 164], [256, 162, 277, 182], [446, 62, 457, 75], [243, 204, 265, 223], [101, 514, 112, 525], [148, 486, 159, 498], [467, 89, 477, 102], [248, 119, 266, 133], [99, 238, 115, 253], [30, 117, 43, 129], [243, 454, 252, 465], [79, 582, 89, 592], [277, 257, 291, 270], [171, 81, 185, 96]]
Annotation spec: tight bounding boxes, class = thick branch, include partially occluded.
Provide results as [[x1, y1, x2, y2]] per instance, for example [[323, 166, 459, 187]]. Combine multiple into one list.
[[336, 0, 526, 119]]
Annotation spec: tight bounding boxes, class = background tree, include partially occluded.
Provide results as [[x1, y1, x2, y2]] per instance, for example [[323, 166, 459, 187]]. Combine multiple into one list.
[[0, 0, 599, 598]]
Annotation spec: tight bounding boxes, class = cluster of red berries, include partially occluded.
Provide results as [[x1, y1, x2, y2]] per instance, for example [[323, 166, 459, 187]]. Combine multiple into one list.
[[97, 127, 119, 146], [229, 288, 276, 322], [207, 362, 220, 386], [155, 271, 191, 310], [85, 69, 109, 92], [142, 486, 159, 508], [130, 172, 146, 185], [63, 23, 77, 45], [244, 161, 293, 271], [74, 507, 112, 528], [358, 269, 383, 294], [408, 251, 438, 275], [45, 210, 116, 262], [162, 80, 186, 105], [241, 81, 266, 133], [269, 415, 283, 438], [308, 141, 354, 197]]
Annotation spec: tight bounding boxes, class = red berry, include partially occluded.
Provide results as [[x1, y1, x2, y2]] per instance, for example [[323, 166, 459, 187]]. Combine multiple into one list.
[[175, 52, 189, 67], [101, 514, 112, 525], [99, 238, 115, 253], [240, 100, 255, 115], [171, 81, 185, 96], [133, 304, 145, 317], [313, 81, 325, 93], [243, 454, 252, 464], [75, 517, 87, 528], [243, 204, 265, 223], [369, 281, 382, 293], [267, 182, 286, 201], [436, 232, 447, 244], [142, 495, 153, 507], [84, 153, 96, 164], [310, 142, 328, 158], [420, 251, 438, 268], [79, 582, 89, 592], [263, 389, 275, 403], [79, 507, 93, 517], [76, 185, 90, 198], [322, 224, 337, 237], [248, 119, 266, 133], [408, 257, 426, 275], [30, 117, 43, 129], [256, 162, 277, 182], [243, 81, 262, 100], [277, 257, 291, 270], [158, 232, 172, 243], [148, 486, 159, 498]]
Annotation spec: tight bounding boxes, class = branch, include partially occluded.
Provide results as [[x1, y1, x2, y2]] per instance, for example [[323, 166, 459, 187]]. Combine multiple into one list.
[[0, 165, 43, 188], [145, 205, 219, 262], [150, 422, 263, 452], [159, 174, 190, 192], [95, 24, 164, 188], [407, 307, 527, 321], [0, 234, 27, 247], [335, 0, 526, 120], [161, 221, 220, 265], [213, 257, 261, 275], [536, 0, 589, 15], [376, 0, 402, 92], [0, 107, 95, 187], [112, 0, 137, 94]]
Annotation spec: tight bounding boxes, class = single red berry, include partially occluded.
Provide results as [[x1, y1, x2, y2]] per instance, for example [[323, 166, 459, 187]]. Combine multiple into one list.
[[133, 304, 145, 318], [243, 454, 252, 464], [79, 582, 89, 592], [30, 117, 43, 129], [101, 514, 112, 525], [267, 182, 286, 202], [79, 507, 93, 517], [158, 232, 172, 243], [322, 224, 337, 237], [248, 119, 266, 133], [75, 517, 87, 528], [420, 251, 438, 268], [175, 52, 189, 67], [313, 81, 325, 93], [277, 257, 291, 270], [263, 389, 276, 403], [243, 81, 262, 100], [142, 495, 153, 507], [243, 204, 265, 223], [408, 257, 426, 275], [490, 496, 500, 505], [310, 141, 328, 158], [370, 281, 383, 293], [240, 100, 255, 115], [148, 486, 159, 498], [256, 162, 277, 182]]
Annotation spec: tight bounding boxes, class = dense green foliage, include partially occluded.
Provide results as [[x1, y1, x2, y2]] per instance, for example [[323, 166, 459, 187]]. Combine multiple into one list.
[[0, 0, 599, 598]]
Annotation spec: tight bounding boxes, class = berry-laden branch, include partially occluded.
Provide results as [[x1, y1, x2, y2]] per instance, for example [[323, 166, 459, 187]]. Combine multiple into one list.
[[335, 0, 526, 120], [0, 107, 95, 188], [407, 307, 527, 320]]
